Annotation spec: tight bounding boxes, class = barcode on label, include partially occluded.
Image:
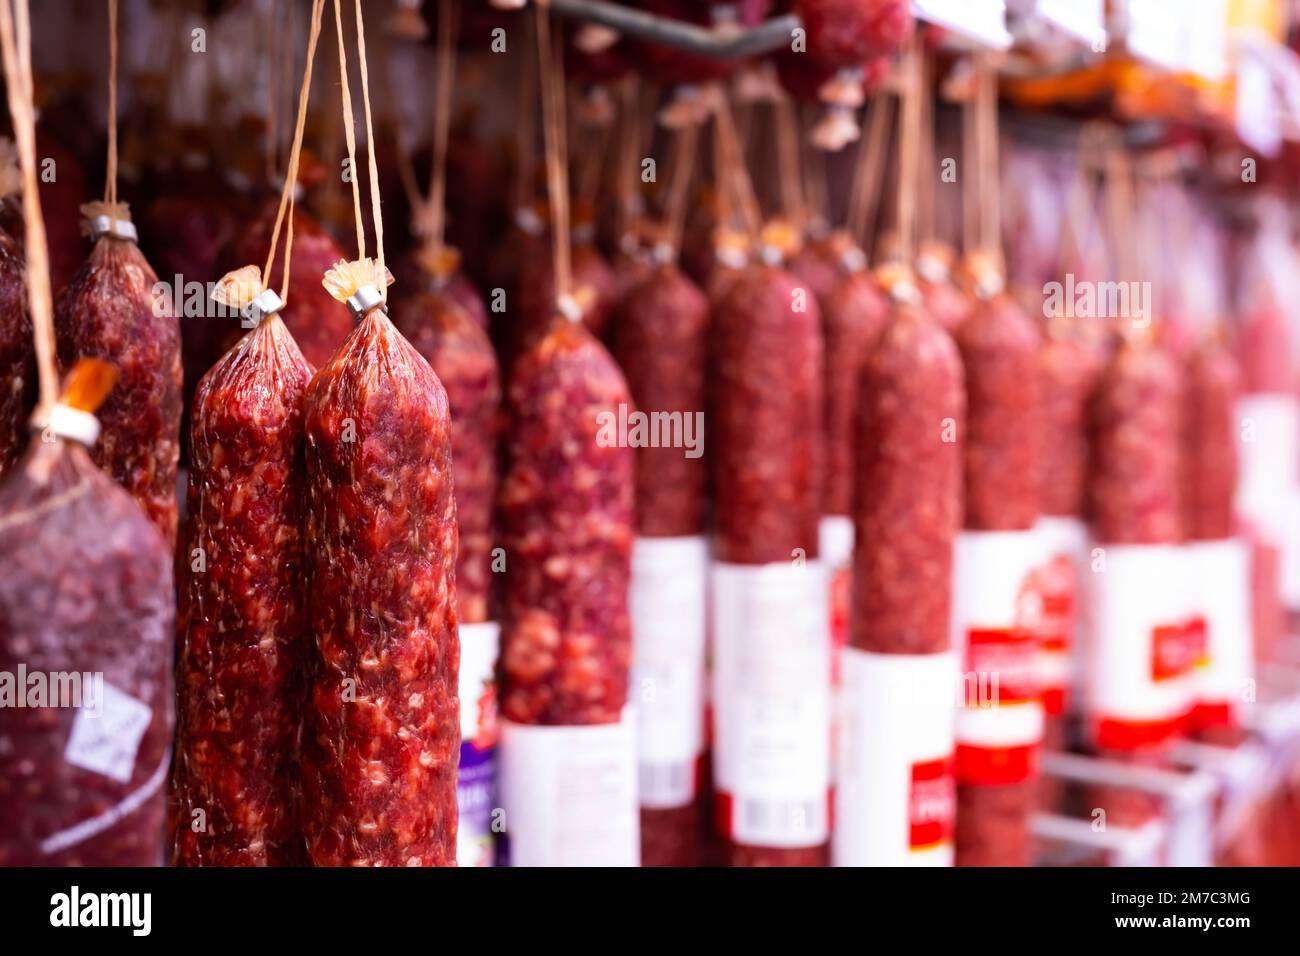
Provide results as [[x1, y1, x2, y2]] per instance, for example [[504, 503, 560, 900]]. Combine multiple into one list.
[[738, 799, 825, 843], [639, 760, 694, 808]]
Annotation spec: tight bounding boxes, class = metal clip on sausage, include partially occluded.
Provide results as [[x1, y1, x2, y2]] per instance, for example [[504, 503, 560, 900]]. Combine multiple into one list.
[[35, 403, 101, 447], [346, 284, 386, 319], [85, 213, 138, 243], [242, 288, 285, 330]]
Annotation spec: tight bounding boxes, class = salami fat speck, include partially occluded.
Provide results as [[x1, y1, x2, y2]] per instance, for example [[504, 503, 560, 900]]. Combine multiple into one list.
[[0, 437, 174, 866], [170, 301, 314, 867], [499, 319, 634, 726], [392, 284, 501, 624], [54, 207, 183, 546], [301, 283, 460, 867]]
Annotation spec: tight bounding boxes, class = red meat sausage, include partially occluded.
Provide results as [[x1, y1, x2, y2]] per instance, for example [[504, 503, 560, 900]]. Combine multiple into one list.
[[1182, 334, 1239, 542], [611, 261, 710, 867], [170, 276, 314, 866], [1039, 334, 1100, 519], [822, 265, 890, 517], [953, 290, 1043, 868], [713, 263, 823, 566], [853, 300, 963, 655], [711, 260, 826, 867], [0, 411, 174, 865], [392, 285, 501, 624], [54, 204, 183, 546], [300, 266, 460, 866], [499, 319, 634, 726]]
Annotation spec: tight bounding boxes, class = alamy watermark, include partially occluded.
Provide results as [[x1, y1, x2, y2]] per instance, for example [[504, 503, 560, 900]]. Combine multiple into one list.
[[1042, 273, 1152, 328], [0, 665, 104, 715], [595, 403, 704, 459]]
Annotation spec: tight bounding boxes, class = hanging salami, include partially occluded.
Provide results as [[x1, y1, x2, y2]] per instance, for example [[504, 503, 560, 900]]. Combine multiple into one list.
[[710, 248, 829, 867], [299, 261, 459, 866], [53, 202, 182, 546], [0, 370, 175, 866], [299, 2, 459, 867], [1182, 333, 1251, 744], [170, 272, 314, 867], [170, 0, 327, 866], [611, 256, 709, 868], [1085, 336, 1192, 826], [835, 284, 962, 866]]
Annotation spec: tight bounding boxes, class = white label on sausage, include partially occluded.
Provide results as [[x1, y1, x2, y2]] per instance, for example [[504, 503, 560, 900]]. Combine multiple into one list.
[[457, 621, 500, 868], [1237, 394, 1300, 536], [498, 708, 639, 866], [712, 561, 831, 848], [1035, 515, 1088, 716], [630, 536, 708, 809], [1187, 538, 1253, 718], [1085, 543, 1196, 748], [819, 515, 854, 783], [835, 649, 956, 867], [63, 682, 152, 784]]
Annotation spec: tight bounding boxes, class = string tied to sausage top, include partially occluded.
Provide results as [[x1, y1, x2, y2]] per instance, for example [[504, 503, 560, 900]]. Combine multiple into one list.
[[323, 0, 389, 319], [216, 0, 328, 330]]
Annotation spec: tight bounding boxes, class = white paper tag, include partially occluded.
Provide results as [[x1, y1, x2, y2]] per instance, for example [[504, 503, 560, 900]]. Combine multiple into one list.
[[913, 0, 1013, 50], [498, 708, 639, 866], [1236, 48, 1283, 158], [457, 621, 500, 867], [819, 515, 853, 782], [63, 682, 152, 784], [835, 649, 956, 867], [629, 536, 708, 809], [712, 560, 831, 847], [1085, 543, 1196, 749]]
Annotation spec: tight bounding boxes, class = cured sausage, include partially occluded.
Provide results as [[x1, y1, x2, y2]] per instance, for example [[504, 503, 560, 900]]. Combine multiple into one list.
[[852, 300, 963, 656], [0, 379, 174, 866], [710, 260, 827, 867], [952, 290, 1043, 868], [1035, 333, 1100, 738], [499, 319, 634, 725], [835, 293, 962, 866], [1182, 334, 1250, 744], [300, 263, 460, 867], [497, 317, 638, 866], [216, 204, 353, 370], [821, 264, 890, 517], [0, 227, 31, 477], [915, 244, 969, 331], [53, 203, 183, 546], [796, 0, 914, 66], [513, 238, 616, 357], [170, 272, 314, 867], [611, 261, 709, 867], [1085, 336, 1187, 828], [392, 283, 501, 624]]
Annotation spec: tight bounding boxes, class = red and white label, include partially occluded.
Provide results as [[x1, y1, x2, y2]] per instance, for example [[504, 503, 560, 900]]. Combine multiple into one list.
[[834, 649, 955, 866], [1186, 538, 1253, 731], [1085, 543, 1196, 751], [629, 536, 708, 810], [498, 708, 639, 866], [951, 530, 1045, 786], [1035, 516, 1087, 717], [712, 560, 831, 848]]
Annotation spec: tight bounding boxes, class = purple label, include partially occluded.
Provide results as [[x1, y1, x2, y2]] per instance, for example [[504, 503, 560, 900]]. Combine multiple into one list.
[[457, 740, 496, 867]]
